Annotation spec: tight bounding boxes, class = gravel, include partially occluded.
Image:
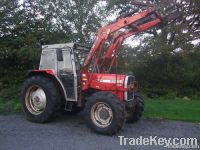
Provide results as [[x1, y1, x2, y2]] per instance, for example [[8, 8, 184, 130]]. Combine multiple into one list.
[[0, 113, 199, 150]]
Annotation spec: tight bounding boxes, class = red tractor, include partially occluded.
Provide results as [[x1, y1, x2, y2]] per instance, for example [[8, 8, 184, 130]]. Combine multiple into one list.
[[21, 8, 162, 135]]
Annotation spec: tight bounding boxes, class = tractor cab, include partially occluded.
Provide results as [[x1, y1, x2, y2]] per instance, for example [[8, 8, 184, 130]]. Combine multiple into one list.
[[39, 43, 82, 102]]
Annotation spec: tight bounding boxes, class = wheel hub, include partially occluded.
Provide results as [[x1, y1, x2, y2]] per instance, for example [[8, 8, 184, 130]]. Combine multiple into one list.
[[31, 88, 46, 110], [25, 85, 47, 115], [98, 107, 110, 120], [91, 102, 113, 128]]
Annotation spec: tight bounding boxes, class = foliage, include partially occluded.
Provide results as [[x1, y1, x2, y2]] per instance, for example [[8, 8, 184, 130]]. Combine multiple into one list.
[[113, 0, 200, 97], [0, 77, 22, 114], [31, 0, 106, 44]]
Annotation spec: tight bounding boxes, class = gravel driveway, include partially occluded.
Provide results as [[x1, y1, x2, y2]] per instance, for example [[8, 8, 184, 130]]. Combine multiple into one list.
[[0, 113, 199, 150]]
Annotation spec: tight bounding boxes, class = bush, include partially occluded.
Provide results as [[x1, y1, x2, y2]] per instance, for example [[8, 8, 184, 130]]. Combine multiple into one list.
[[0, 72, 23, 114]]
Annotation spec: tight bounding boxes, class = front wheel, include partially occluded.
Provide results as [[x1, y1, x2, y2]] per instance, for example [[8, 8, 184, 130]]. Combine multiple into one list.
[[85, 92, 125, 135]]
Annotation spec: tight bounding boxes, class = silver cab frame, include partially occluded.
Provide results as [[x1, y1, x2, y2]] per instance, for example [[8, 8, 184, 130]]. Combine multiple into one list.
[[39, 43, 80, 102]]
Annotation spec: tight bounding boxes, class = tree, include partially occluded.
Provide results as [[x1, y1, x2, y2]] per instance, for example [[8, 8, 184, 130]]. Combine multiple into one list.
[[106, 0, 200, 96], [107, 0, 200, 53], [0, 0, 23, 74], [33, 0, 106, 44]]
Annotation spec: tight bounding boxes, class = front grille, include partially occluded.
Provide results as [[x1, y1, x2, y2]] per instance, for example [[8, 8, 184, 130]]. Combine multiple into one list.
[[124, 76, 135, 101]]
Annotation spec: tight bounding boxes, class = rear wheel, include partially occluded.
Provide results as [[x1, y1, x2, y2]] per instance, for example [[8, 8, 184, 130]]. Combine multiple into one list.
[[85, 92, 125, 135], [126, 92, 144, 123], [21, 75, 60, 123]]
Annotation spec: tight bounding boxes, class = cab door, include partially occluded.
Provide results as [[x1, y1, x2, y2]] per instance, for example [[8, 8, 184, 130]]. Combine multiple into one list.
[[57, 48, 77, 101]]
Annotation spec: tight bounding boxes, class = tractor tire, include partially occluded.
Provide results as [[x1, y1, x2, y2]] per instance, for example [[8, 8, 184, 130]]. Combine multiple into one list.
[[126, 92, 144, 123], [21, 75, 60, 123], [85, 92, 125, 135]]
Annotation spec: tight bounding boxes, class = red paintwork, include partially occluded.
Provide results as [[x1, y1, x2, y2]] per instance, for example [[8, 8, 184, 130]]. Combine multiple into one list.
[[32, 69, 55, 75], [82, 72, 126, 101]]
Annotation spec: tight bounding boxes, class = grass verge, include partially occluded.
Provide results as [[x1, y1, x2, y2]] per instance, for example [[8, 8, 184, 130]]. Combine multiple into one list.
[[0, 82, 22, 114], [0, 98, 21, 114], [144, 98, 200, 123]]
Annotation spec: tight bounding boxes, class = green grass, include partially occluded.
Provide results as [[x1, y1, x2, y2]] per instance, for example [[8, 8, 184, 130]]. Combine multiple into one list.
[[0, 82, 22, 114], [0, 98, 22, 114], [144, 98, 200, 123]]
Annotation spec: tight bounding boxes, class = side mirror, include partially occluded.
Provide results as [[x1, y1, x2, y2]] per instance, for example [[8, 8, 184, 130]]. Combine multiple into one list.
[[56, 49, 63, 61]]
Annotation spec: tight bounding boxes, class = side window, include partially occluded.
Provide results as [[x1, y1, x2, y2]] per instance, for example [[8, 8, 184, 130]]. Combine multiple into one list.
[[63, 50, 73, 72], [39, 49, 56, 70], [57, 50, 73, 73], [74, 54, 81, 71]]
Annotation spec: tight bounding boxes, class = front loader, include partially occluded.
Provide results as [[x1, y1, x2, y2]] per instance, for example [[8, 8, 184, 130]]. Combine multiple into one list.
[[21, 7, 162, 135]]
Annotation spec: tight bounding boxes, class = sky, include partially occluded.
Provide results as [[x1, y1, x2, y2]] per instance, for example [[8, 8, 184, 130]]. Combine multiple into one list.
[[19, 0, 23, 4]]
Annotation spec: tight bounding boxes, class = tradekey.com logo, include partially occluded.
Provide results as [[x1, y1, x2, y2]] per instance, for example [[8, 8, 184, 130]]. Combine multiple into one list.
[[118, 136, 199, 149]]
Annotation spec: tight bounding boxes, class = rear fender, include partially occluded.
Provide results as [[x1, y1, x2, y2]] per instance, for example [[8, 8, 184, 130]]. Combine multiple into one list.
[[26, 69, 68, 102]]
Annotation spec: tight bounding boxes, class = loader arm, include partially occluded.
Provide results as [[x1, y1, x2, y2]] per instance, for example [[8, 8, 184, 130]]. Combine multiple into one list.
[[83, 7, 162, 72], [100, 18, 162, 72]]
